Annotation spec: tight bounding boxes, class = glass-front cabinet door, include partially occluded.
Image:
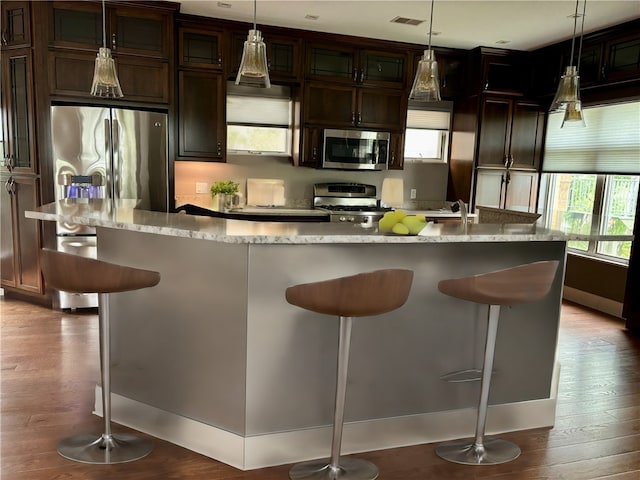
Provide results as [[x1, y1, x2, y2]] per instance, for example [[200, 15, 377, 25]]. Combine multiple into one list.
[[1, 48, 35, 173], [1, 1, 31, 49], [180, 27, 224, 70]]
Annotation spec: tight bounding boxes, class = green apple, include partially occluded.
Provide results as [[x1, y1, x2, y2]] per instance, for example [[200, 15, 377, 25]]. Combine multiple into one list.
[[391, 222, 410, 235]]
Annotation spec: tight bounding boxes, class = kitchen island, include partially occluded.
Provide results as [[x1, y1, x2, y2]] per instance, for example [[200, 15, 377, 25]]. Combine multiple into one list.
[[27, 200, 574, 470]]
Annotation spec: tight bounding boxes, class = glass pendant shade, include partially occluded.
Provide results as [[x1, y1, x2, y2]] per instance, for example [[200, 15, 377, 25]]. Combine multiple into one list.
[[90, 47, 123, 98], [236, 29, 271, 88], [409, 49, 441, 102], [561, 100, 586, 128], [550, 65, 580, 112]]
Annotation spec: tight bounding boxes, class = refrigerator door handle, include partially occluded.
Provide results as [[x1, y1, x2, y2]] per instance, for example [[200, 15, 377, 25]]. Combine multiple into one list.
[[111, 118, 120, 202]]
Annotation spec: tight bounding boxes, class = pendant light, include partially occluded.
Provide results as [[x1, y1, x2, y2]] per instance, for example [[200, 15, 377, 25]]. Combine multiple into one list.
[[235, 0, 271, 88], [550, 0, 587, 128], [90, 0, 123, 98], [409, 0, 441, 102]]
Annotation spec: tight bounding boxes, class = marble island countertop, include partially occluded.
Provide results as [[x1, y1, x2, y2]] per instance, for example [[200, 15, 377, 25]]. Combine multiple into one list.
[[27, 200, 632, 245]]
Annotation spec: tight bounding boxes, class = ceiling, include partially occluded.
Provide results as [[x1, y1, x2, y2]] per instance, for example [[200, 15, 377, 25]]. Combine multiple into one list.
[[178, 0, 639, 52]]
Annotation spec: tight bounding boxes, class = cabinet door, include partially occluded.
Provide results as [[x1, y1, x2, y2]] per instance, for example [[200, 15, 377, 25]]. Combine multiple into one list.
[[306, 44, 356, 83], [509, 100, 543, 170], [178, 71, 225, 160], [2, 48, 36, 174], [505, 170, 538, 212], [1, 175, 16, 287], [358, 88, 406, 130], [49, 51, 169, 104], [180, 27, 224, 70], [300, 127, 321, 168], [109, 6, 171, 59], [477, 97, 510, 168], [604, 33, 640, 82], [578, 42, 604, 87], [438, 51, 467, 99], [49, 2, 102, 51], [266, 35, 302, 83], [481, 53, 523, 94], [1, 1, 30, 49], [388, 133, 404, 170], [304, 83, 355, 127], [474, 169, 506, 209], [360, 49, 407, 88], [0, 174, 41, 293]]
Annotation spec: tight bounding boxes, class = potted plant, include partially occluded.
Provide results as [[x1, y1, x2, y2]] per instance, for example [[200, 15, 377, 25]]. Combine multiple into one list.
[[210, 180, 239, 211]]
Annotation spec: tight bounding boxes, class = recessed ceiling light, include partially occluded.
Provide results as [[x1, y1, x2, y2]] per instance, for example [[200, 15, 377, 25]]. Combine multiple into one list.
[[496, 40, 511, 45], [305, 14, 319, 21], [217, 2, 232, 8]]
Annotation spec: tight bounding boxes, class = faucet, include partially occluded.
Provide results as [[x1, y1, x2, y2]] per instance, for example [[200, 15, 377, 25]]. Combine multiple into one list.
[[450, 200, 468, 225]]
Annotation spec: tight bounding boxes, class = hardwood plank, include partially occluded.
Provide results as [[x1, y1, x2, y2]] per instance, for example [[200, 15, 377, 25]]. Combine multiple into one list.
[[2, 297, 640, 479]]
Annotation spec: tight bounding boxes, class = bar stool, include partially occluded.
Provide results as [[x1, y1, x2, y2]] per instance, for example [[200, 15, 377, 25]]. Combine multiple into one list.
[[39, 248, 160, 464], [286, 269, 414, 480], [435, 260, 559, 466]]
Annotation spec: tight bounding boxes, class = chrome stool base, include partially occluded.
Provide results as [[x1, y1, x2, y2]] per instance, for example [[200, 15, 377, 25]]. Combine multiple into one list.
[[57, 433, 153, 464], [435, 437, 521, 465], [289, 457, 379, 480]]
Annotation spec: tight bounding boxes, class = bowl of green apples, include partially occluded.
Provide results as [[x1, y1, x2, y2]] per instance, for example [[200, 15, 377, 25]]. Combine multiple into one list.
[[378, 210, 428, 235]]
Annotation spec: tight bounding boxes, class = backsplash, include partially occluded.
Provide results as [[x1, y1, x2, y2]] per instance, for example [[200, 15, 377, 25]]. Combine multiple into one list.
[[174, 154, 449, 210]]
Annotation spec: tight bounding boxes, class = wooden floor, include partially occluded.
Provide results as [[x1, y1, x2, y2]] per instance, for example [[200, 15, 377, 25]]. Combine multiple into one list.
[[1, 298, 640, 480]]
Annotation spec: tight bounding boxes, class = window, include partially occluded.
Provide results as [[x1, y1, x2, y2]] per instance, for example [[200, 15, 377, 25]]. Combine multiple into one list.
[[403, 102, 452, 163], [226, 83, 292, 156], [540, 101, 640, 264], [540, 173, 637, 262]]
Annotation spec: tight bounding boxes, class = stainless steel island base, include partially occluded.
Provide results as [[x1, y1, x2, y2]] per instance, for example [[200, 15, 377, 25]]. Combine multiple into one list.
[[94, 227, 565, 470]]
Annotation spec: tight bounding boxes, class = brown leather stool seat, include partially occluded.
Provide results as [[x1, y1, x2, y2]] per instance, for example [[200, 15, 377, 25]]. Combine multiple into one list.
[[286, 269, 414, 480], [40, 248, 160, 464], [435, 260, 560, 466]]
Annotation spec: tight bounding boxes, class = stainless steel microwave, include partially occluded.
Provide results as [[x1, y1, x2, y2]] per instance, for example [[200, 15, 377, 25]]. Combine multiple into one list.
[[322, 129, 390, 170]]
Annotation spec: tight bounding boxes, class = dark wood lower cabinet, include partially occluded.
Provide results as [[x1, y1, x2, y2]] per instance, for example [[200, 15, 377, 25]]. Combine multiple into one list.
[[0, 174, 42, 295]]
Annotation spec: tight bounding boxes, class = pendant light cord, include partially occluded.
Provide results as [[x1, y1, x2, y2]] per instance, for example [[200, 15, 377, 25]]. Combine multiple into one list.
[[101, 0, 106, 49], [576, 0, 587, 73], [427, 0, 435, 51], [568, 0, 579, 67], [253, 0, 257, 31]]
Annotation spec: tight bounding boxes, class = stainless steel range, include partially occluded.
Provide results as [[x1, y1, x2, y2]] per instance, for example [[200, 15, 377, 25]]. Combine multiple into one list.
[[313, 183, 392, 225]]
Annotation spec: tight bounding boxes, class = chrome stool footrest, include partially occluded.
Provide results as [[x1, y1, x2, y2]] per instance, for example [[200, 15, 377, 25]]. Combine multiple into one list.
[[435, 437, 521, 465], [289, 457, 379, 480]]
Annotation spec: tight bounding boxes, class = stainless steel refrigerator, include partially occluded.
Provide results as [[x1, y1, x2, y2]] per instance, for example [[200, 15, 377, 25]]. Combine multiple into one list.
[[51, 105, 169, 309]]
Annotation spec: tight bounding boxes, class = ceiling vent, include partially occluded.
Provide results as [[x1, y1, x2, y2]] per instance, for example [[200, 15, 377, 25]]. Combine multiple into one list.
[[391, 16, 424, 26]]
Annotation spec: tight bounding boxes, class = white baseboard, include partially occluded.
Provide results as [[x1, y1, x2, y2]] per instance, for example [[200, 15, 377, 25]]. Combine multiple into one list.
[[563, 286, 624, 318], [95, 363, 560, 471]]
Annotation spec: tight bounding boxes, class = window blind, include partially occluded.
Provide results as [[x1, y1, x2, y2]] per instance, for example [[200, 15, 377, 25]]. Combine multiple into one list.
[[406, 109, 451, 130], [543, 101, 640, 174], [226, 83, 291, 127]]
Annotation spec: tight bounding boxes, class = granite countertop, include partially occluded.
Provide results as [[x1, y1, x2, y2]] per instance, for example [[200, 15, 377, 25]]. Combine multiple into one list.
[[26, 200, 632, 245]]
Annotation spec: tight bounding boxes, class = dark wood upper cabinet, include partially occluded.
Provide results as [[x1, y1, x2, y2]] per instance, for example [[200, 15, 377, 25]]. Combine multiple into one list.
[[477, 96, 543, 170], [306, 43, 407, 89], [1, 47, 36, 174], [49, 1, 173, 60], [468, 47, 529, 96], [178, 70, 225, 160], [230, 31, 301, 83], [304, 83, 406, 131], [388, 133, 404, 170], [1, 1, 31, 49], [179, 27, 224, 70], [604, 32, 640, 83], [409, 49, 467, 100]]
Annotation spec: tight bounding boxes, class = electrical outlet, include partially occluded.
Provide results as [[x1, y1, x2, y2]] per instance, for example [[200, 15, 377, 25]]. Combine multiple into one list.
[[410, 188, 417, 199], [195, 182, 208, 194]]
